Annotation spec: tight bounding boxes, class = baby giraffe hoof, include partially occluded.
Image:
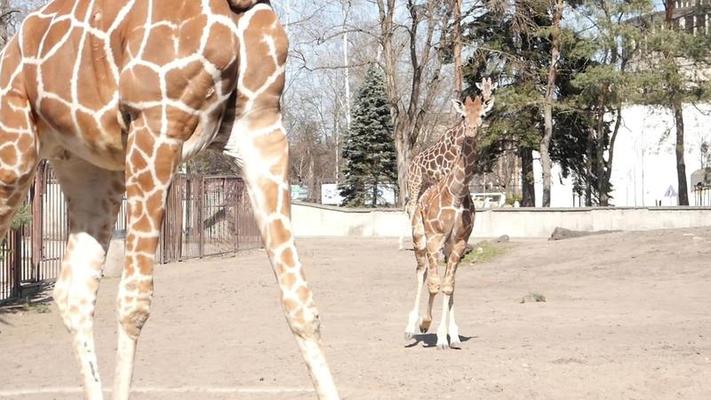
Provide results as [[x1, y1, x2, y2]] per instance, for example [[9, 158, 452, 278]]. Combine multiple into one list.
[[449, 337, 462, 348], [419, 319, 431, 333], [437, 343, 450, 350]]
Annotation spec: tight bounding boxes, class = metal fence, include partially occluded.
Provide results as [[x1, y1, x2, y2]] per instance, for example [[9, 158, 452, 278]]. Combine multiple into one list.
[[0, 162, 68, 303], [693, 186, 711, 206], [158, 174, 262, 263], [1, 167, 261, 303]]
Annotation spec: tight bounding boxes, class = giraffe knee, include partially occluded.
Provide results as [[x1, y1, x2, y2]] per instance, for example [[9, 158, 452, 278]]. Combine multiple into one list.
[[441, 282, 455, 296], [118, 298, 152, 339], [427, 275, 440, 295], [284, 301, 322, 340], [53, 282, 97, 333]]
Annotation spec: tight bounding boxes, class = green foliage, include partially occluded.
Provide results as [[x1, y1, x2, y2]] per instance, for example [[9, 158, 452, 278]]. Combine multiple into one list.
[[10, 203, 30, 230], [462, 240, 507, 264], [462, 5, 552, 175], [184, 150, 241, 175], [632, 23, 711, 105], [339, 66, 397, 207], [520, 292, 547, 303]]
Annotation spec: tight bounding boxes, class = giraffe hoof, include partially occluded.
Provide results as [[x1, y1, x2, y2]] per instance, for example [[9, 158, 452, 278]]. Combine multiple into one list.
[[404, 331, 415, 340], [419, 319, 431, 333], [437, 343, 450, 350], [449, 337, 462, 348]]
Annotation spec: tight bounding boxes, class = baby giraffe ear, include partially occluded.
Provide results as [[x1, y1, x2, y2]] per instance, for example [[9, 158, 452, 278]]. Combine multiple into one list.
[[451, 99, 466, 117]]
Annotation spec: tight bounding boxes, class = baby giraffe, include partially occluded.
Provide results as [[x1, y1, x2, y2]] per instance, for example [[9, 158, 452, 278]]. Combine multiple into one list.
[[405, 78, 495, 349]]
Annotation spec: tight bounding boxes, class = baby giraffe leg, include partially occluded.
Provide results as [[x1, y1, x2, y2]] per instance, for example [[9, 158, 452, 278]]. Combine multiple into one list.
[[420, 234, 444, 333], [405, 208, 427, 339], [52, 159, 124, 400], [436, 239, 467, 349]]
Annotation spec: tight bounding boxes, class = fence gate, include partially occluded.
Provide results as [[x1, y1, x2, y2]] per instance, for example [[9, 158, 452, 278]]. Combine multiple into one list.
[[159, 174, 262, 264], [1, 168, 261, 303], [0, 162, 68, 303]]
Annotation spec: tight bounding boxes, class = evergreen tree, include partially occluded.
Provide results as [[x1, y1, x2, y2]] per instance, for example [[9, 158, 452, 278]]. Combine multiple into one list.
[[631, 0, 711, 205], [339, 66, 397, 207]]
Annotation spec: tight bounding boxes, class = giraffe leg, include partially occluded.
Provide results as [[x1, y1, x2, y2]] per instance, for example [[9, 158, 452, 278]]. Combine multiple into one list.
[[420, 291, 435, 334], [113, 124, 182, 400], [226, 118, 339, 400], [401, 176, 422, 251], [437, 239, 467, 350], [51, 158, 124, 400], [424, 234, 444, 295], [405, 208, 427, 339], [447, 295, 461, 348], [420, 234, 443, 333]]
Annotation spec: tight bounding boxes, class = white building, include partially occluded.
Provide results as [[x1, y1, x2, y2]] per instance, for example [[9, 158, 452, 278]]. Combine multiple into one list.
[[534, 104, 711, 207]]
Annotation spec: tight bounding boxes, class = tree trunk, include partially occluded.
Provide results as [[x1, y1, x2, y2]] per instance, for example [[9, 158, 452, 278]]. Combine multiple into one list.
[[663, 0, 689, 206], [595, 97, 607, 206], [672, 100, 689, 205], [599, 105, 622, 207], [395, 134, 410, 206], [452, 0, 462, 99], [0, 0, 10, 49], [372, 180, 378, 207], [540, 0, 563, 208], [520, 147, 536, 207], [540, 115, 553, 207]]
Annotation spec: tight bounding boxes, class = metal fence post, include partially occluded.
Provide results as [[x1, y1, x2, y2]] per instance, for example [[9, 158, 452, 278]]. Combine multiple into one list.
[[197, 176, 204, 258], [11, 229, 21, 299], [31, 162, 45, 283]]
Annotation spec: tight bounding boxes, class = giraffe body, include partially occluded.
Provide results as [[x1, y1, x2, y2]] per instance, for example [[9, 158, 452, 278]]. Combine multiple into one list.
[[400, 94, 493, 249], [0, 1, 338, 399], [404, 80, 495, 349]]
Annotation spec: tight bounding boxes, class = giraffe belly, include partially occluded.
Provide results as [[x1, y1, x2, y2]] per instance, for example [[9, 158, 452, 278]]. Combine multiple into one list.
[[37, 117, 126, 171]]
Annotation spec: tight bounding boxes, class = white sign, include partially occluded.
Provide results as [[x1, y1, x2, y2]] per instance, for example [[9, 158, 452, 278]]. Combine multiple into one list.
[[321, 184, 343, 205]]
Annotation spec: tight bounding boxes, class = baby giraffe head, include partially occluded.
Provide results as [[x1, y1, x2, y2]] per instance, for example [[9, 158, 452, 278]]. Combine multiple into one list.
[[452, 77, 496, 138]]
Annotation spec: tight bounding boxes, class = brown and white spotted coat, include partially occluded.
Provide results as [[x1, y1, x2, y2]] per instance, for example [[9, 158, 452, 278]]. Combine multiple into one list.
[[400, 92, 494, 249], [0, 1, 338, 399], [404, 79, 495, 349]]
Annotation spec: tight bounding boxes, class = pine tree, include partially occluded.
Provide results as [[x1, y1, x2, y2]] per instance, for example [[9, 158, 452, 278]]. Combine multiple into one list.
[[339, 66, 397, 207]]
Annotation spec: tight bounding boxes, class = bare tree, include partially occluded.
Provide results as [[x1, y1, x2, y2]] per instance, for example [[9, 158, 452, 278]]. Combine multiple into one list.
[[376, 0, 447, 205], [452, 0, 462, 99]]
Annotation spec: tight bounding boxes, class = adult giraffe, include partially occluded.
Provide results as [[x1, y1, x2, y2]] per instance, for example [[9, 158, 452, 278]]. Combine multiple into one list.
[[0, 0, 339, 399]]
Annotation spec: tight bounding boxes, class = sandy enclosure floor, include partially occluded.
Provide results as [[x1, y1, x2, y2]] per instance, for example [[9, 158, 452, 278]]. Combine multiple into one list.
[[1, 229, 711, 399]]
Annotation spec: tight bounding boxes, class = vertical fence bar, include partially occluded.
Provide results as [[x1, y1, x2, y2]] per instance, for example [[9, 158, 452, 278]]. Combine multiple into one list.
[[31, 162, 44, 283], [197, 176, 204, 258], [12, 229, 21, 299]]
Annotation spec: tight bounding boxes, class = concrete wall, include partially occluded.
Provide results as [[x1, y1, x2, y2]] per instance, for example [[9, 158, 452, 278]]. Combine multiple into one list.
[[291, 202, 711, 238]]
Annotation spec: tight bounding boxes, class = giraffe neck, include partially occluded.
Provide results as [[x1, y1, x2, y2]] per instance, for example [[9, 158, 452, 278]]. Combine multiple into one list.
[[446, 135, 477, 197]]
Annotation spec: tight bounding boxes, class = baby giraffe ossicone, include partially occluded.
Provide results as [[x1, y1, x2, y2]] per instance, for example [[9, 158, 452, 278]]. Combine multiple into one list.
[[405, 78, 495, 349]]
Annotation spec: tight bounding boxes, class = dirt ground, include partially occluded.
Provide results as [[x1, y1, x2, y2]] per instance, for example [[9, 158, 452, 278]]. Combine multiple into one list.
[[1, 229, 710, 400]]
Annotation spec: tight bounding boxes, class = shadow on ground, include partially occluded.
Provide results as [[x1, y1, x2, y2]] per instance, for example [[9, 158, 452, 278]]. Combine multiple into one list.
[[404, 333, 475, 349]]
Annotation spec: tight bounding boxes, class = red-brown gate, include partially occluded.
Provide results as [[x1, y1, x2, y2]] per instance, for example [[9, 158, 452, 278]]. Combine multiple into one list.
[[1, 167, 261, 303], [159, 174, 261, 263], [0, 162, 68, 303]]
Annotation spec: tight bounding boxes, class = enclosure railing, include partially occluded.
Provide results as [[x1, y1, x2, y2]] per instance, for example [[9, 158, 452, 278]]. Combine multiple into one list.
[[0, 162, 68, 303], [157, 174, 262, 263], [1, 167, 261, 304]]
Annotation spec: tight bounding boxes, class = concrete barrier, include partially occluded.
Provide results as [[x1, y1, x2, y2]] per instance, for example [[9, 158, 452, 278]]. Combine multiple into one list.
[[291, 202, 711, 238]]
